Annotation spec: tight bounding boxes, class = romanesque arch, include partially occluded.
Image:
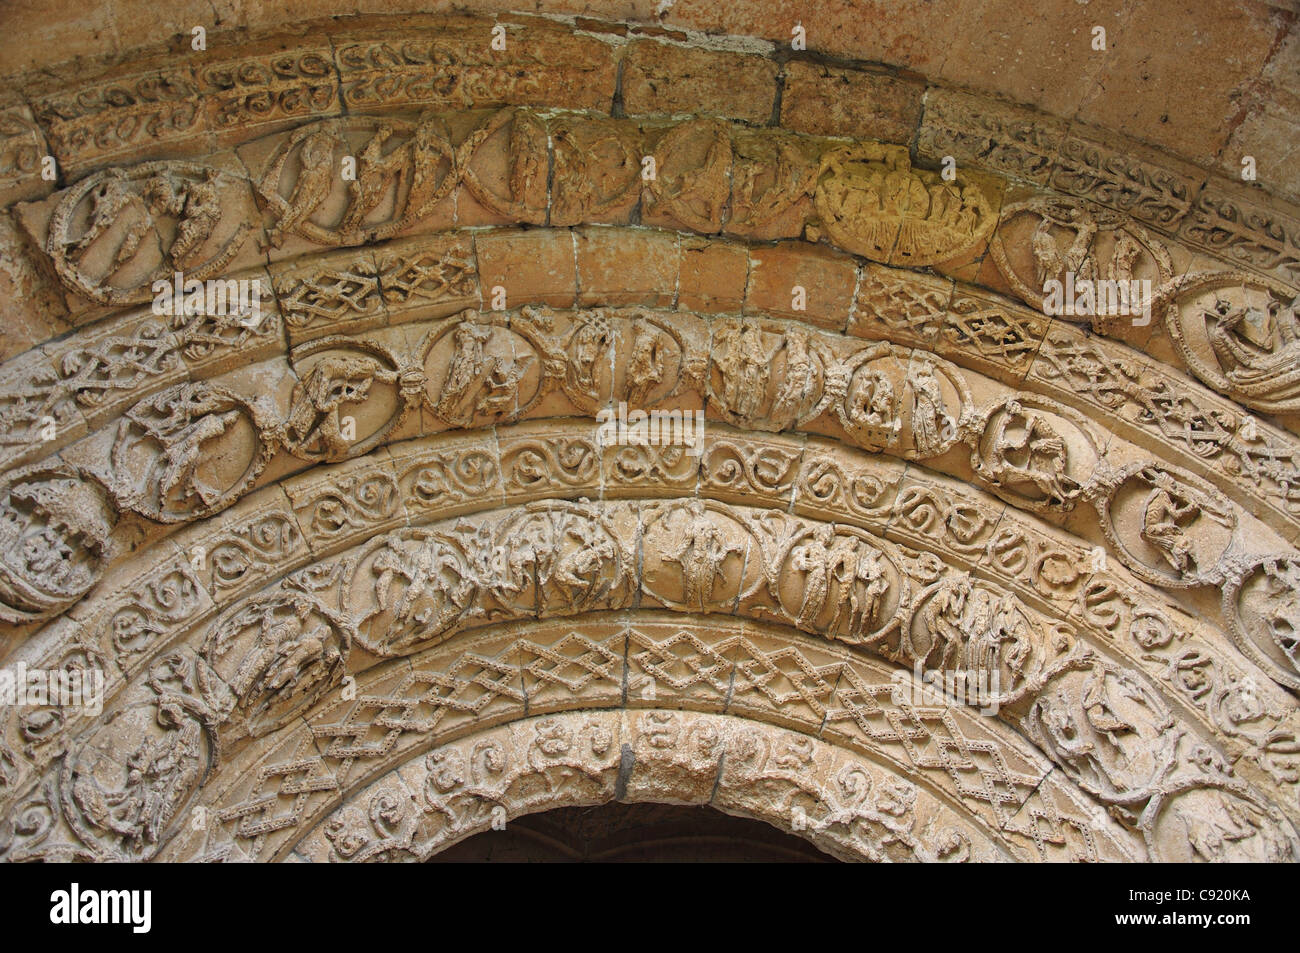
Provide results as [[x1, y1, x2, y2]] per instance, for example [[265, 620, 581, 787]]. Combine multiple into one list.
[[1, 7, 1298, 863]]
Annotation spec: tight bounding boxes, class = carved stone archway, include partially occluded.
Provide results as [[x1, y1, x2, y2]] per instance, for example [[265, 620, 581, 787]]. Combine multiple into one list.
[[2, 8, 1299, 864]]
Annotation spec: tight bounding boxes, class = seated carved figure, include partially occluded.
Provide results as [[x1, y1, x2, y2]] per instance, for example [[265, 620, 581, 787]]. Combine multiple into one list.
[[1208, 293, 1300, 404]]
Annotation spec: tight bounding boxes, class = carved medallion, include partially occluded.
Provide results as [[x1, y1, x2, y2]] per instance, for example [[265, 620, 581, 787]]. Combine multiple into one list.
[[491, 502, 630, 616], [1224, 555, 1300, 691], [708, 320, 830, 431], [775, 525, 905, 645], [813, 143, 995, 267], [108, 382, 276, 522], [422, 315, 543, 427], [990, 197, 1173, 321], [60, 702, 209, 861], [349, 528, 475, 655], [834, 345, 969, 457], [1162, 271, 1300, 413], [46, 161, 251, 306], [641, 500, 761, 612], [1143, 784, 1298, 862], [1099, 462, 1237, 588], [972, 395, 1100, 512], [898, 573, 1038, 696], [0, 465, 115, 623], [1025, 664, 1177, 803], [285, 337, 423, 462]]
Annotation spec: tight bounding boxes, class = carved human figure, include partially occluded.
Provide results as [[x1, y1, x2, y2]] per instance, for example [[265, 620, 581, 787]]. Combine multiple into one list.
[[790, 525, 836, 629], [436, 323, 534, 426], [270, 129, 337, 247], [568, 319, 611, 403], [372, 537, 467, 626], [769, 330, 816, 428], [148, 403, 243, 510], [73, 169, 139, 260], [912, 575, 973, 667], [828, 540, 889, 639], [625, 321, 666, 407], [1207, 293, 1300, 401], [404, 122, 456, 217], [340, 126, 404, 233], [1140, 472, 1202, 573], [170, 168, 223, 267], [909, 361, 949, 456], [74, 169, 176, 270], [551, 517, 616, 609], [967, 592, 1030, 680], [226, 596, 341, 702], [664, 502, 742, 611], [1106, 231, 1142, 287], [715, 324, 778, 421], [1031, 208, 1096, 288], [987, 402, 1074, 503], [845, 367, 900, 443]]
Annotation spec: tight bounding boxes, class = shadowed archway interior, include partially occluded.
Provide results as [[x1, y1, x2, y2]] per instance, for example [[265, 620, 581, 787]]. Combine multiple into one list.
[[430, 802, 838, 862]]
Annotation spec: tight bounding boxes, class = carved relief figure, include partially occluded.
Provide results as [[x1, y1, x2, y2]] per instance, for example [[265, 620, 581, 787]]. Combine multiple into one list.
[[1026, 665, 1176, 803], [0, 470, 115, 623], [49, 161, 250, 305], [339, 126, 404, 234], [828, 540, 890, 640], [1140, 470, 1202, 573], [769, 329, 816, 429], [664, 502, 742, 611], [625, 321, 666, 407], [987, 402, 1074, 504], [845, 369, 898, 437], [791, 525, 836, 629], [1207, 293, 1300, 404], [285, 354, 401, 459], [434, 323, 535, 426], [269, 128, 337, 246], [714, 323, 777, 422], [372, 536, 471, 628], [909, 360, 950, 457], [110, 383, 271, 522], [905, 575, 1031, 686], [65, 701, 206, 859], [567, 317, 612, 404]]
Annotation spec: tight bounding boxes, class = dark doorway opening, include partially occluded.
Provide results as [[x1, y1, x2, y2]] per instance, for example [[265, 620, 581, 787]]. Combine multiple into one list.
[[430, 801, 841, 862]]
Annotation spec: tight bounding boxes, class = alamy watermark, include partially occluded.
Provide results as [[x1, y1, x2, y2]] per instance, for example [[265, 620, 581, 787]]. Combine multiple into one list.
[[151, 271, 265, 327], [595, 401, 706, 457], [889, 663, 1001, 716], [1041, 273, 1153, 327], [0, 661, 104, 716]]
